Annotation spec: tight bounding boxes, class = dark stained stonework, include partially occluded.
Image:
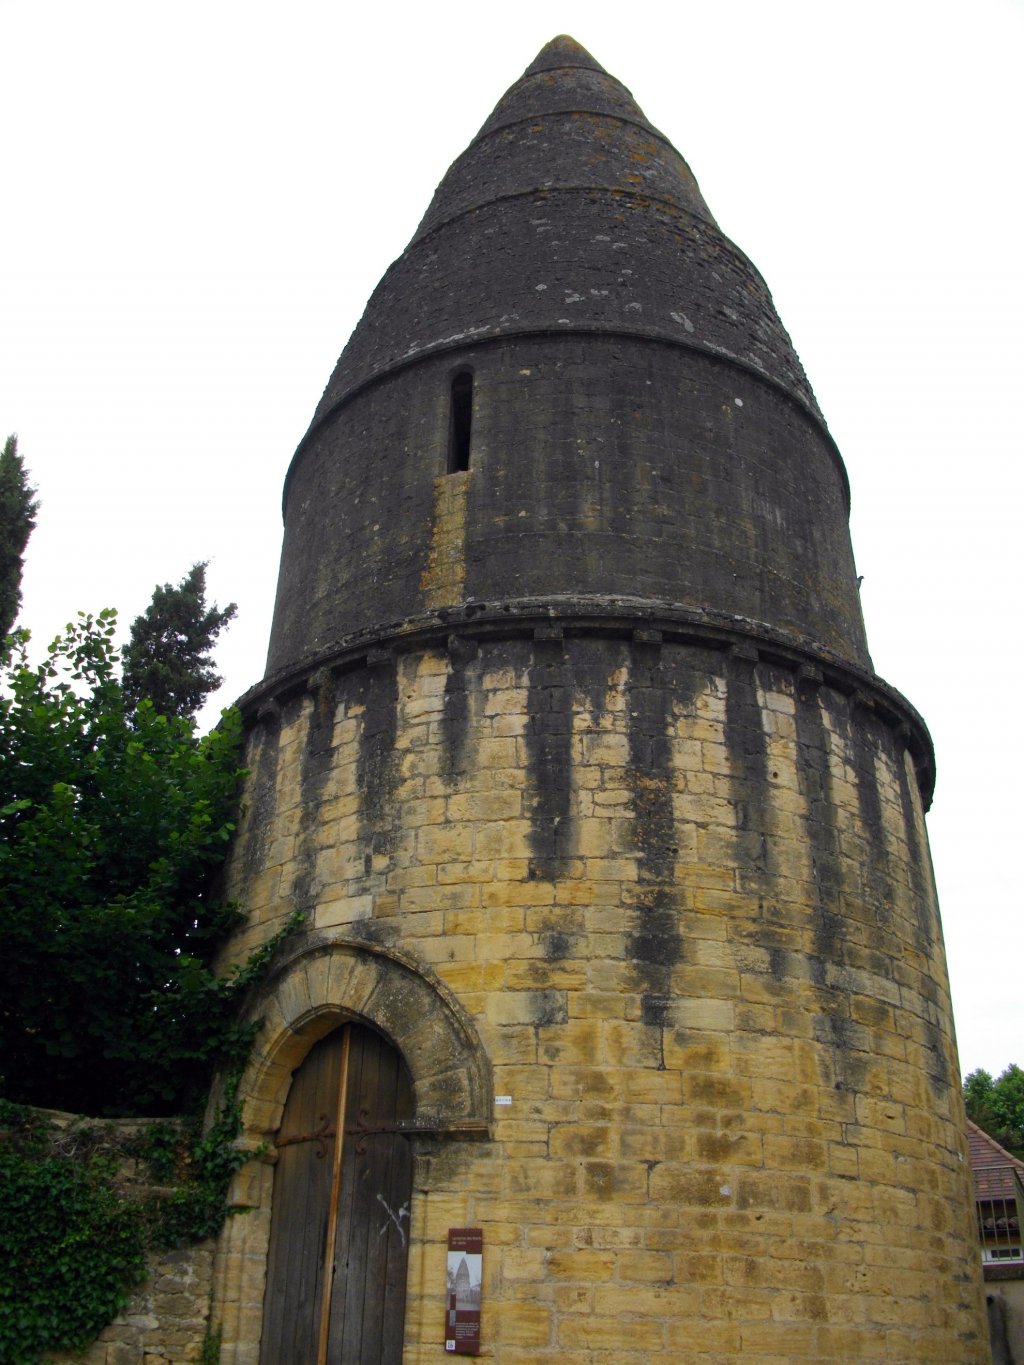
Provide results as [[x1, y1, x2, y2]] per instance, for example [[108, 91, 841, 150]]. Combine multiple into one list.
[[723, 652, 773, 887], [290, 675, 336, 915], [894, 737, 938, 950], [625, 640, 684, 1026], [525, 636, 575, 881], [235, 708, 280, 882], [356, 653, 400, 857], [793, 685, 845, 987], [440, 636, 477, 786]]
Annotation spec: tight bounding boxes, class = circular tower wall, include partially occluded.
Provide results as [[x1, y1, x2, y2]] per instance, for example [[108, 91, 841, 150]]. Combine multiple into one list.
[[213, 35, 987, 1365]]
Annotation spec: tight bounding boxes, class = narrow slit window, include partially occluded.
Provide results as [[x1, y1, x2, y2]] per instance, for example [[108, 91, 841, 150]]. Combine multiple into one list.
[[448, 371, 473, 473]]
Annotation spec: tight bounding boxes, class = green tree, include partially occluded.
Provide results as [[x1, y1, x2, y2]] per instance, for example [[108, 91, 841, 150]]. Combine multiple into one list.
[[964, 1065, 1024, 1155], [0, 435, 39, 640], [964, 1068, 995, 1125], [0, 611, 262, 1116], [121, 562, 237, 720]]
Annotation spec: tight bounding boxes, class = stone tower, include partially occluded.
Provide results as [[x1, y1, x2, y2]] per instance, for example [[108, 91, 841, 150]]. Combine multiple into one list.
[[211, 36, 987, 1363]]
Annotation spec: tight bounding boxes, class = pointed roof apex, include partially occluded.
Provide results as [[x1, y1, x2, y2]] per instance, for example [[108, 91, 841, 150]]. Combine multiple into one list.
[[304, 36, 824, 460], [469, 35, 666, 164], [524, 35, 607, 77]]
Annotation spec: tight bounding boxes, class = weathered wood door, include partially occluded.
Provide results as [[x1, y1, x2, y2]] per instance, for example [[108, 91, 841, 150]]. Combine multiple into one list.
[[260, 1024, 414, 1364]]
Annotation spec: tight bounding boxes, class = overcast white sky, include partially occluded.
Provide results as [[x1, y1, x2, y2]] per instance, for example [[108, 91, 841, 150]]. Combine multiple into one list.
[[2, 0, 1021, 1079]]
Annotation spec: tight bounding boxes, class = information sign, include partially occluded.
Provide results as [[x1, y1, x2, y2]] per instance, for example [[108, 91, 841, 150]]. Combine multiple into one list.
[[445, 1227, 482, 1354]]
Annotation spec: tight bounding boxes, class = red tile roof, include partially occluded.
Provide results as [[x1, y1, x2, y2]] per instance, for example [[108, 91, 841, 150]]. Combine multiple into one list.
[[968, 1119, 1024, 1200]]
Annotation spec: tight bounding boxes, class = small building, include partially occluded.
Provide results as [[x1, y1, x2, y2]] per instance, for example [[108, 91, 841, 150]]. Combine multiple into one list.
[[969, 1118, 1024, 1362]]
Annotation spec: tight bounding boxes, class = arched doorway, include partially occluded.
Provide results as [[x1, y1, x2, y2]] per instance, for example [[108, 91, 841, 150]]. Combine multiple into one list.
[[260, 1023, 414, 1363]]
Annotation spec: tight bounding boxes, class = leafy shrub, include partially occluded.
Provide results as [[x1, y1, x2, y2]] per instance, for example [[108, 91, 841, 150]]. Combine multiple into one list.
[[0, 612, 254, 1115]]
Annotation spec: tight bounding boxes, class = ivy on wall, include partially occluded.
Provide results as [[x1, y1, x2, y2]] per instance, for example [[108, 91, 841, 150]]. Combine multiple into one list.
[[0, 1102, 145, 1363], [0, 1089, 252, 1365]]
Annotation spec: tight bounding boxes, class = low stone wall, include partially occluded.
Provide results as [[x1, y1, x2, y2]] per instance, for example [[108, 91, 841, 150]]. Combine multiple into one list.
[[46, 1242, 215, 1365], [22, 1112, 217, 1365]]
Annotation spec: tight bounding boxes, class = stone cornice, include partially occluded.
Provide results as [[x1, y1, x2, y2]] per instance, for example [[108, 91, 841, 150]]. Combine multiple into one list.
[[237, 595, 935, 808]]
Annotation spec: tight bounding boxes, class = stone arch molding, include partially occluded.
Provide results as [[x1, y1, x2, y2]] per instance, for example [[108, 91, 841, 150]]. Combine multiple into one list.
[[209, 937, 491, 1362], [235, 933, 493, 1144]]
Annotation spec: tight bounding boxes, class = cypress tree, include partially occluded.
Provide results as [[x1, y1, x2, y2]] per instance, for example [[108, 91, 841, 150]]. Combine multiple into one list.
[[121, 562, 237, 720], [0, 435, 39, 639]]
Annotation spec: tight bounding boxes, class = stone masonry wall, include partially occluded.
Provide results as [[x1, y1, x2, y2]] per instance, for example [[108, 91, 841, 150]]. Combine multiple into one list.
[[37, 1116, 214, 1365], [213, 631, 988, 1363], [46, 1243, 214, 1365], [271, 340, 868, 682]]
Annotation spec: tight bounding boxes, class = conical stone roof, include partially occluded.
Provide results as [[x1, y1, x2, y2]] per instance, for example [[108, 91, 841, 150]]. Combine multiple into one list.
[[413, 35, 717, 239], [302, 36, 822, 449], [265, 37, 887, 707]]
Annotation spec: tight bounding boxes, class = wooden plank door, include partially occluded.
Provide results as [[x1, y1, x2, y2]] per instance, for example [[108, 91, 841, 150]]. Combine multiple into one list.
[[328, 1026, 414, 1364], [261, 1024, 414, 1365], [261, 1027, 346, 1362]]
